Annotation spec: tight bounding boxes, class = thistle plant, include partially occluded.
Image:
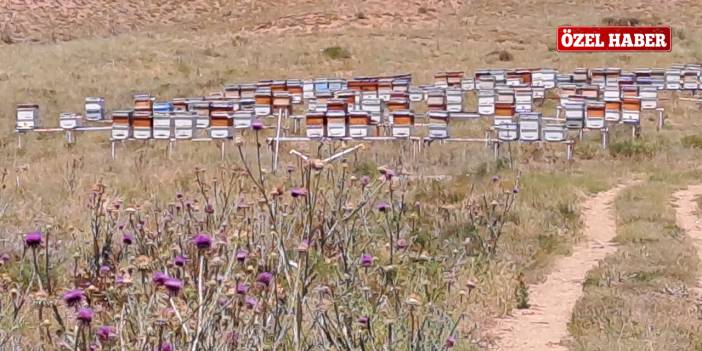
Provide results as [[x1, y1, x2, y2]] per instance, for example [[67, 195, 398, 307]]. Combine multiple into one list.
[[0, 136, 518, 350]]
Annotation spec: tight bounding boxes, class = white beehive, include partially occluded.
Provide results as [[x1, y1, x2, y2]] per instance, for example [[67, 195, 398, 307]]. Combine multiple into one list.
[[172, 111, 197, 139], [478, 90, 495, 115], [564, 102, 585, 129], [543, 123, 567, 142], [16, 104, 40, 131], [325, 110, 347, 138], [233, 110, 254, 129], [84, 97, 105, 121], [59, 112, 82, 130], [152, 112, 173, 139], [518, 112, 541, 141]]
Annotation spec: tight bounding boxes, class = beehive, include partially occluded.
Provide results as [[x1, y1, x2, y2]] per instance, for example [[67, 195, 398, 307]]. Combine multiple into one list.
[[585, 102, 605, 129], [16, 104, 40, 131], [84, 97, 105, 121], [348, 110, 370, 138]]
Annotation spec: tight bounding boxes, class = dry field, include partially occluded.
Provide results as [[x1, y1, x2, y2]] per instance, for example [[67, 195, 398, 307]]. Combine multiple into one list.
[[1, 0, 702, 350]]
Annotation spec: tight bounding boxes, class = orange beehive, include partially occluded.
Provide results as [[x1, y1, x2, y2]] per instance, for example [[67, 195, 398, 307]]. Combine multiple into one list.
[[131, 111, 152, 128], [348, 111, 370, 125], [605, 100, 621, 110], [586, 104, 605, 117], [622, 97, 641, 111], [392, 111, 414, 125], [494, 103, 515, 117], [306, 111, 325, 126]]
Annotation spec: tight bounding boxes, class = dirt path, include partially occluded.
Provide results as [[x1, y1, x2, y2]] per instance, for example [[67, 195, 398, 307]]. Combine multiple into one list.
[[673, 185, 702, 295], [489, 182, 632, 350]]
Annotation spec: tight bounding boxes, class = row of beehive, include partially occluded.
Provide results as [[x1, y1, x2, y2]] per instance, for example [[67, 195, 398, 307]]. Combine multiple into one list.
[[304, 96, 415, 138], [463, 65, 702, 91], [110, 94, 258, 140]]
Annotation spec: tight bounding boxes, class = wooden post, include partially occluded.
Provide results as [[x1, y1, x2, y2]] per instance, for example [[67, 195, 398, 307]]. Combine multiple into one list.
[[656, 108, 665, 131], [220, 140, 225, 161], [111, 140, 116, 160], [493, 141, 500, 160], [17, 133, 22, 149], [168, 139, 174, 159], [566, 141, 574, 161], [631, 124, 636, 140], [601, 127, 608, 149]]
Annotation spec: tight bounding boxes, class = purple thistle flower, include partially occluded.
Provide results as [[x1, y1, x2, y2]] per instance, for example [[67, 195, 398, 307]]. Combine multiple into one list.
[[192, 233, 212, 250], [297, 239, 311, 253], [63, 289, 85, 307], [174, 255, 188, 267], [383, 169, 395, 181], [122, 233, 134, 245], [159, 343, 173, 351], [152, 272, 168, 286], [360, 254, 374, 268], [24, 231, 42, 248], [252, 119, 264, 130], [445, 335, 456, 348], [375, 201, 390, 212], [256, 272, 274, 287], [97, 325, 115, 342], [164, 278, 183, 296], [360, 176, 370, 187], [77, 307, 93, 324], [236, 283, 249, 295], [204, 203, 215, 214], [0, 253, 10, 264], [286, 165, 295, 173], [491, 175, 500, 183], [357, 316, 370, 327], [176, 192, 184, 199], [244, 296, 258, 309], [99, 265, 111, 276], [290, 187, 307, 198], [225, 330, 239, 346], [235, 250, 248, 263], [396, 238, 409, 250], [513, 187, 520, 194]]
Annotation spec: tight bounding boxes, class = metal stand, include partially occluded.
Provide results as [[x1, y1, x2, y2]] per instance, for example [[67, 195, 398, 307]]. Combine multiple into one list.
[[493, 141, 500, 160], [601, 127, 608, 149], [566, 141, 574, 161], [656, 108, 665, 131]]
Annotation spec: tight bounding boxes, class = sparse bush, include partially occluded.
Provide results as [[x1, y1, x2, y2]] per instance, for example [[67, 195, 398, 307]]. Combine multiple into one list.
[[608, 139, 658, 158], [681, 135, 702, 149], [602, 17, 641, 26], [515, 272, 530, 309], [322, 46, 351, 60], [355, 12, 368, 20], [498, 50, 513, 62]]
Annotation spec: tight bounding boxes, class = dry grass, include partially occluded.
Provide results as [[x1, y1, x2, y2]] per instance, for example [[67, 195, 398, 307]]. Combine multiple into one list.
[[569, 176, 702, 350], [1, 0, 702, 349]]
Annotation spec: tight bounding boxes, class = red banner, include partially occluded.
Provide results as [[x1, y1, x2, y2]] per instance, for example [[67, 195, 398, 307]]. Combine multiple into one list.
[[556, 26, 672, 52]]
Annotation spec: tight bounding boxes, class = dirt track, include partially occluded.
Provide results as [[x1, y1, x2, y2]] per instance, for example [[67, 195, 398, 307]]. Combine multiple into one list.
[[673, 185, 702, 296], [489, 182, 632, 350]]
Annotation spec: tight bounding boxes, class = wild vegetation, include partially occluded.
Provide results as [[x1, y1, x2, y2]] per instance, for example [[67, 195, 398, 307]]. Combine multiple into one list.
[[1, 0, 702, 350]]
